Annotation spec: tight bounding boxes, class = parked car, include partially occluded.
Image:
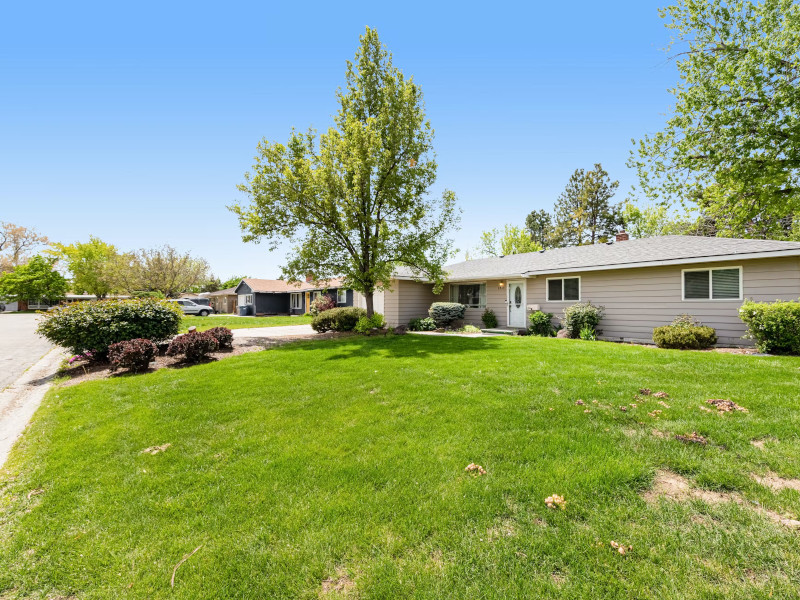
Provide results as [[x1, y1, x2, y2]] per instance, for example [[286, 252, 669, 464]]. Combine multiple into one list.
[[169, 299, 212, 316]]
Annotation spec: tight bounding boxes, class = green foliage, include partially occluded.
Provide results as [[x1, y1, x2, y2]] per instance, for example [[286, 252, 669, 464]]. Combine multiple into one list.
[[166, 331, 219, 363], [131, 291, 165, 299], [311, 307, 367, 332], [553, 164, 622, 246], [36, 298, 182, 356], [105, 246, 210, 297], [0, 255, 68, 302], [739, 299, 800, 354], [220, 275, 247, 290], [459, 324, 482, 333], [652, 314, 718, 350], [0, 221, 49, 273], [481, 308, 498, 329], [524, 209, 554, 249], [474, 225, 542, 258], [354, 312, 386, 334], [231, 28, 460, 316], [408, 317, 436, 331], [108, 338, 158, 373], [630, 0, 800, 239], [561, 301, 604, 338], [579, 326, 597, 341], [51, 236, 118, 298], [309, 294, 336, 316], [206, 327, 234, 349], [528, 310, 556, 337], [428, 302, 465, 328]]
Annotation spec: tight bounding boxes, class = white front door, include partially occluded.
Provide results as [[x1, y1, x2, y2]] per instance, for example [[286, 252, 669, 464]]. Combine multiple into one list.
[[507, 280, 526, 328]]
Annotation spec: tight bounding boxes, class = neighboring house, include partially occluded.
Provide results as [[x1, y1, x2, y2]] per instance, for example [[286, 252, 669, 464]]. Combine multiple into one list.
[[383, 234, 800, 346], [208, 287, 238, 314], [233, 277, 357, 316]]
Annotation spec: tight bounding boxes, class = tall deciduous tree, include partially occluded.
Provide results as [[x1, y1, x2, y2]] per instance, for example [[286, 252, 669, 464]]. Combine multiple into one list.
[[0, 222, 49, 273], [51, 236, 119, 298], [630, 0, 800, 239], [230, 28, 460, 316], [0, 255, 68, 302], [553, 164, 622, 245], [105, 246, 210, 298], [474, 225, 542, 257]]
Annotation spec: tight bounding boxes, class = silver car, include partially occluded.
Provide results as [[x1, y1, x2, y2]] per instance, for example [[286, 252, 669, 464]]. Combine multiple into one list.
[[169, 299, 212, 316]]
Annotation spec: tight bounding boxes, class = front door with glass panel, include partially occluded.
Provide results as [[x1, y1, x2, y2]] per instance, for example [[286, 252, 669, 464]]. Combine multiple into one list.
[[507, 280, 526, 328]]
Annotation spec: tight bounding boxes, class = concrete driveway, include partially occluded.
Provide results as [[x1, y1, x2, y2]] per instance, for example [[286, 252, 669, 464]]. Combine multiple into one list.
[[0, 313, 54, 391]]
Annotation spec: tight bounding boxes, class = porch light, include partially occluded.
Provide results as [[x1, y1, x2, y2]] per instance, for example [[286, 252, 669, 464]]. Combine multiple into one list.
[[498, 282, 505, 288]]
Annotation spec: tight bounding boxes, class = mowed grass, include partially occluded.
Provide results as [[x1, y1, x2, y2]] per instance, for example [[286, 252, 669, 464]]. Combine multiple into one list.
[[180, 314, 311, 332], [1, 335, 800, 599]]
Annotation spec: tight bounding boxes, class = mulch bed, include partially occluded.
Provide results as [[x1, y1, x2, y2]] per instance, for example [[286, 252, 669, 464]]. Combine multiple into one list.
[[57, 331, 351, 387]]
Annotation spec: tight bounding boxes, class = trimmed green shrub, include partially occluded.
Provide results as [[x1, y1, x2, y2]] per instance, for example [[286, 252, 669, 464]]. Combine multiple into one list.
[[354, 313, 386, 334], [428, 302, 466, 328], [311, 307, 367, 332], [166, 330, 219, 362], [408, 317, 436, 331], [481, 308, 498, 329], [562, 301, 604, 338], [108, 338, 158, 373], [652, 314, 717, 350], [459, 324, 482, 333], [579, 326, 597, 341], [206, 326, 234, 349], [309, 294, 336, 316], [37, 298, 183, 357], [528, 310, 555, 337], [739, 299, 800, 354]]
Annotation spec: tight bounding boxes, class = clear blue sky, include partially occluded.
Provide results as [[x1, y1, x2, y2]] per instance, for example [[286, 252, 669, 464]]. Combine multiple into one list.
[[0, 1, 678, 280]]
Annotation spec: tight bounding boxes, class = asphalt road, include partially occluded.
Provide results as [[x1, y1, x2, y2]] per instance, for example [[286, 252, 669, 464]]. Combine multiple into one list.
[[0, 313, 53, 391]]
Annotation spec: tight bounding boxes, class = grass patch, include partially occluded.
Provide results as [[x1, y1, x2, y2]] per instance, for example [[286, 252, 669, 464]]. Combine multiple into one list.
[[180, 314, 311, 332], [1, 336, 800, 598]]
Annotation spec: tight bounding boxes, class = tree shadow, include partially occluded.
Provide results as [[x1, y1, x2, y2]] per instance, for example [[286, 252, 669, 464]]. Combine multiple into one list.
[[321, 333, 508, 361]]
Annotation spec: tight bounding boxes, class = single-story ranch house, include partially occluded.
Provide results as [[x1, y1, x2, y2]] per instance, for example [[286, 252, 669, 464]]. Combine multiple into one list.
[[208, 287, 238, 314], [380, 235, 800, 346], [234, 278, 356, 316]]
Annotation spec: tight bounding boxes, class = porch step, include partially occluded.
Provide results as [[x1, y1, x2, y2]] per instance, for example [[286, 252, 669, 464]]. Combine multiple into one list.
[[481, 328, 520, 336]]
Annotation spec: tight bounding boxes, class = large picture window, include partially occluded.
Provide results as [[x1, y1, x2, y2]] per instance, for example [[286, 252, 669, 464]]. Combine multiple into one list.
[[449, 283, 486, 308], [546, 277, 580, 302], [290, 293, 302, 310], [336, 289, 347, 304], [682, 267, 741, 300]]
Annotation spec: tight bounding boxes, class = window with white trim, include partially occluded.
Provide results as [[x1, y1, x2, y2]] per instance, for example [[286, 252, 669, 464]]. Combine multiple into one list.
[[682, 267, 741, 300], [449, 283, 486, 308], [238, 294, 254, 305], [336, 288, 347, 304], [546, 277, 580, 302], [290, 293, 302, 310]]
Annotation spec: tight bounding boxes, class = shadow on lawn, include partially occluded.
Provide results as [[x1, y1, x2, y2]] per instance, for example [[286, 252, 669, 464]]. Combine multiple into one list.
[[321, 333, 508, 360]]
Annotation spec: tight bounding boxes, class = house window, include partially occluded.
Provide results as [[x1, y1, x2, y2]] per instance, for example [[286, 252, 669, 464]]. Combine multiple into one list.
[[546, 277, 580, 302], [449, 283, 486, 308], [336, 289, 347, 304], [290, 293, 302, 310], [682, 267, 741, 300], [239, 294, 253, 306]]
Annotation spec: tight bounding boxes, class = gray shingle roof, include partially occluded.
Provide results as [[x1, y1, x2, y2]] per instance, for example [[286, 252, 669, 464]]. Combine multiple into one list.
[[396, 236, 800, 282]]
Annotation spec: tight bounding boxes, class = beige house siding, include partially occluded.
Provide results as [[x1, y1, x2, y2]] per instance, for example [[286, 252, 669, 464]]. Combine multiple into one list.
[[383, 279, 438, 326], [527, 257, 800, 346]]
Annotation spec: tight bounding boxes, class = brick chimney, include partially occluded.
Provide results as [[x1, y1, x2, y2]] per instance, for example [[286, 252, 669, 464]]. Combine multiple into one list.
[[305, 273, 313, 283], [615, 231, 629, 242]]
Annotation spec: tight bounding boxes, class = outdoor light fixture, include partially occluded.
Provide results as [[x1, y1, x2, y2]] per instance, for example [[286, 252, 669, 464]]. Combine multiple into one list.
[[498, 282, 505, 288]]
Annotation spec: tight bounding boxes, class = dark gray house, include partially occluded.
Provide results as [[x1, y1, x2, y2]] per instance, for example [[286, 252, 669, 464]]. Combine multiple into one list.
[[233, 278, 356, 316]]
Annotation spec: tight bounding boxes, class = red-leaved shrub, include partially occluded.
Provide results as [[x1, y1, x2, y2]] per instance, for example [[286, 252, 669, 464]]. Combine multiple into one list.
[[206, 326, 234, 349], [166, 331, 219, 363], [108, 338, 158, 373]]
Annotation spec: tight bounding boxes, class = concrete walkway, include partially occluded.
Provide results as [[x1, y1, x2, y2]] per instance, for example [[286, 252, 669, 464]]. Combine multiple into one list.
[[231, 324, 315, 339], [0, 313, 54, 391]]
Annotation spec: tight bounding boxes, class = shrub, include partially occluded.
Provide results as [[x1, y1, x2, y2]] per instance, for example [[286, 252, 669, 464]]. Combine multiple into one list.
[[206, 326, 234, 349], [166, 330, 219, 362], [354, 313, 386, 334], [408, 317, 436, 331], [309, 294, 336, 316], [460, 324, 482, 333], [428, 302, 466, 328], [528, 310, 555, 337], [738, 300, 800, 354], [579, 326, 597, 341], [108, 338, 158, 373], [652, 314, 717, 350], [37, 298, 183, 358], [561, 301, 605, 339], [311, 307, 367, 332], [481, 308, 498, 329]]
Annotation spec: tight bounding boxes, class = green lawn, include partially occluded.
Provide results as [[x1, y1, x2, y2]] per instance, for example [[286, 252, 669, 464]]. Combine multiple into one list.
[[180, 314, 311, 332], [2, 335, 799, 599]]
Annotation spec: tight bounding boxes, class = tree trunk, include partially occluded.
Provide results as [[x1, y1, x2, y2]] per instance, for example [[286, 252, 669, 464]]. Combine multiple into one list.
[[365, 291, 374, 318]]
